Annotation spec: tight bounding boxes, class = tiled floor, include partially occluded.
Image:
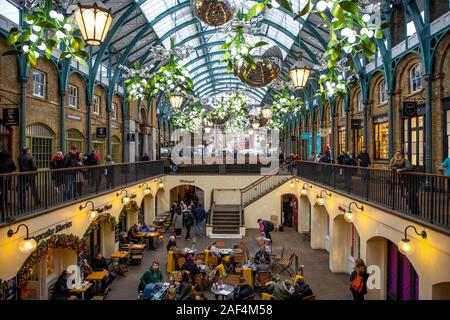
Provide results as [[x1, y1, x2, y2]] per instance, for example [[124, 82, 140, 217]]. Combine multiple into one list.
[[107, 229, 353, 300]]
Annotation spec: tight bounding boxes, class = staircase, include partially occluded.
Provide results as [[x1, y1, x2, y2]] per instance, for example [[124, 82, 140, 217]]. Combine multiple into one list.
[[241, 162, 294, 208], [211, 204, 241, 236]]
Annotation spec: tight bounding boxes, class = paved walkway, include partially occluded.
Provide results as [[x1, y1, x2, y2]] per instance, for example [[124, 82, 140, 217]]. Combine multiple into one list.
[[107, 229, 353, 300]]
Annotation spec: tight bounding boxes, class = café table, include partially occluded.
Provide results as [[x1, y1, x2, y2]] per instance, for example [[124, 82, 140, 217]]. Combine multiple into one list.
[[85, 270, 108, 295], [144, 232, 161, 250], [69, 282, 93, 300], [134, 232, 148, 238], [217, 248, 233, 256], [184, 247, 196, 255], [111, 251, 129, 276], [211, 283, 234, 300], [126, 243, 146, 250]]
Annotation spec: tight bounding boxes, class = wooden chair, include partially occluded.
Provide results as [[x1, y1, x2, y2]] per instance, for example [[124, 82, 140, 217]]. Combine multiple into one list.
[[239, 241, 250, 259], [215, 240, 227, 249], [177, 257, 186, 269], [261, 293, 272, 300], [226, 274, 241, 287], [254, 271, 272, 292], [195, 252, 206, 262], [303, 295, 316, 300], [243, 293, 256, 301], [271, 245, 284, 263], [129, 248, 144, 265], [207, 255, 218, 268], [276, 253, 296, 276]]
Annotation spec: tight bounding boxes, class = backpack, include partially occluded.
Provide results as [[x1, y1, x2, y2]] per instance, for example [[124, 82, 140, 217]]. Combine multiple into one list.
[[351, 273, 364, 293]]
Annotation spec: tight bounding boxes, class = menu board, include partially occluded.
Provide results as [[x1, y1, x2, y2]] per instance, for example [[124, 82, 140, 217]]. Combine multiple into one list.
[[2, 277, 17, 300], [115, 223, 120, 243]]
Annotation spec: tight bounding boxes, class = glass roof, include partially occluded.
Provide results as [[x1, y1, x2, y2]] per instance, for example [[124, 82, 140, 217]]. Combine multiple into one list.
[[138, 0, 312, 104]]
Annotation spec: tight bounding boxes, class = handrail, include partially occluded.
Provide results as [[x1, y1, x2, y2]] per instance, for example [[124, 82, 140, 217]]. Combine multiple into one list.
[[240, 161, 294, 193]]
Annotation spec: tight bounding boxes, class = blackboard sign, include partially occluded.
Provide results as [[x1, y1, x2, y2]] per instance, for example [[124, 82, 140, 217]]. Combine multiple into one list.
[[96, 127, 107, 138], [127, 133, 135, 142], [2, 108, 19, 126], [2, 277, 17, 300], [351, 119, 362, 129]]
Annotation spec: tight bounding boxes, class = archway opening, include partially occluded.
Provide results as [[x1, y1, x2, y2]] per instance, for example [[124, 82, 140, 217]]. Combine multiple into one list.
[[170, 185, 205, 208], [432, 282, 450, 300], [331, 215, 361, 273], [280, 193, 298, 231], [298, 194, 311, 235], [311, 204, 330, 251], [366, 236, 419, 300]]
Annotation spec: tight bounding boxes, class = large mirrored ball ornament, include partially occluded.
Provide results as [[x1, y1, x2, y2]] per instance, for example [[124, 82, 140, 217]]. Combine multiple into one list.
[[191, 0, 238, 26], [235, 46, 283, 88]]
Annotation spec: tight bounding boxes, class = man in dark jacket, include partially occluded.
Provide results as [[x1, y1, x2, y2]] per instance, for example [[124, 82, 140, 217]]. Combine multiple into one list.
[[343, 152, 356, 192], [0, 150, 16, 212], [139, 261, 164, 291], [18, 147, 40, 209], [233, 278, 254, 301], [92, 252, 116, 293], [183, 209, 195, 240], [292, 278, 314, 300], [357, 147, 371, 183], [52, 271, 77, 300], [253, 247, 271, 271], [192, 204, 206, 237], [258, 219, 274, 242], [142, 153, 150, 161], [63, 146, 78, 201]]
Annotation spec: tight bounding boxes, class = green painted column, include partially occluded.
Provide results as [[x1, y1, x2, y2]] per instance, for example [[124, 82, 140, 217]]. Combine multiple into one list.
[[19, 76, 28, 150], [106, 93, 112, 158], [59, 90, 67, 154], [387, 90, 394, 159], [87, 101, 93, 153], [424, 74, 433, 173]]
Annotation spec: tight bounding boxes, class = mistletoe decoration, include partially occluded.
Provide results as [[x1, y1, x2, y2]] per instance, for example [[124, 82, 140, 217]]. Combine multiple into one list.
[[17, 234, 84, 297], [268, 87, 305, 129], [3, 0, 88, 67]]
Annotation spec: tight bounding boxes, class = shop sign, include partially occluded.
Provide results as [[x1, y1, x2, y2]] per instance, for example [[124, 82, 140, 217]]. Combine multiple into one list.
[[351, 119, 363, 129], [180, 179, 195, 184], [2, 107, 19, 126], [373, 115, 388, 124], [66, 114, 81, 121], [31, 221, 73, 243], [96, 127, 107, 138]]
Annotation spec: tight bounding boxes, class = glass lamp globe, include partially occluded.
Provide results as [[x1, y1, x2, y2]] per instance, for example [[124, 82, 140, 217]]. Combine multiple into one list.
[[123, 196, 131, 204], [159, 182, 164, 189], [290, 180, 295, 188], [144, 188, 151, 195], [87, 210, 99, 221], [398, 239, 414, 256], [301, 188, 308, 195], [344, 210, 356, 223], [74, 2, 113, 46], [316, 197, 324, 206], [19, 238, 37, 254], [191, 0, 238, 27]]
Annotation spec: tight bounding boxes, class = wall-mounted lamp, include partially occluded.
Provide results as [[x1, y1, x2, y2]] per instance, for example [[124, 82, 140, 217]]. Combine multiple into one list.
[[139, 183, 151, 196], [344, 202, 364, 223], [116, 190, 133, 204], [104, 204, 113, 211], [301, 183, 313, 196], [290, 179, 296, 188], [316, 190, 331, 206], [79, 200, 103, 221], [7, 224, 37, 254], [398, 225, 427, 256], [158, 178, 164, 189]]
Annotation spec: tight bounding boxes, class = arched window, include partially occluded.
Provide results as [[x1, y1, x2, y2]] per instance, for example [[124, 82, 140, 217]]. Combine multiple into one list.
[[66, 129, 85, 154], [111, 136, 121, 164], [409, 64, 422, 93], [26, 124, 55, 168], [379, 79, 387, 104], [357, 91, 363, 112]]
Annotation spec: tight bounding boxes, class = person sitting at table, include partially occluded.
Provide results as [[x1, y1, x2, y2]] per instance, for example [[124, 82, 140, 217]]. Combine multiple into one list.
[[266, 279, 293, 300], [140, 223, 150, 233], [52, 270, 78, 300], [232, 277, 255, 301], [166, 236, 177, 252], [176, 271, 194, 300], [292, 278, 313, 300], [92, 252, 116, 294], [182, 254, 200, 280], [208, 241, 221, 259], [128, 224, 140, 243], [119, 231, 132, 246], [82, 259, 93, 276], [139, 261, 164, 291], [253, 247, 271, 271]]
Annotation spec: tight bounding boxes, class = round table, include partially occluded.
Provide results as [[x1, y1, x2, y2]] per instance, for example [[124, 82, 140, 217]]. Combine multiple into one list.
[[211, 283, 234, 300]]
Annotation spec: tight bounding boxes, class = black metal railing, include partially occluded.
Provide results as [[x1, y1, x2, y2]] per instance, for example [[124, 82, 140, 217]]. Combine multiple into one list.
[[295, 161, 450, 231], [0, 160, 164, 225], [164, 163, 273, 175]]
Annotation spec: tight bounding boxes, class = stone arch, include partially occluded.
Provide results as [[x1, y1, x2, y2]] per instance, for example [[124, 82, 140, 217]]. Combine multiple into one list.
[[298, 193, 312, 234], [393, 52, 423, 93], [330, 215, 361, 274], [368, 71, 386, 106], [280, 193, 298, 230], [310, 202, 330, 251]]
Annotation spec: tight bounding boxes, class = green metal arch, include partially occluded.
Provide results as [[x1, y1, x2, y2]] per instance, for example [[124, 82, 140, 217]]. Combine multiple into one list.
[[195, 76, 267, 94], [197, 81, 266, 97], [202, 87, 265, 100]]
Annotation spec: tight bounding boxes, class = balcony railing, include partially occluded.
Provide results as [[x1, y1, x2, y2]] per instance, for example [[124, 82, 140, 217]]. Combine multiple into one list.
[[0, 161, 164, 225], [165, 163, 272, 175], [295, 161, 450, 232]]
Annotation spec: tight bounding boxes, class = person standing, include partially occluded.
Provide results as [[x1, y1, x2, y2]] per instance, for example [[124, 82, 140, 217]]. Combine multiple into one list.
[[349, 258, 369, 300], [279, 152, 285, 166], [63, 146, 78, 201], [192, 204, 206, 237], [438, 156, 450, 196], [75, 152, 84, 197], [395, 152, 419, 215], [183, 207, 195, 241], [142, 153, 150, 161], [257, 218, 274, 242], [0, 150, 16, 212], [308, 152, 316, 162], [343, 151, 356, 192], [172, 209, 183, 238], [357, 147, 371, 183], [50, 151, 64, 193], [18, 147, 40, 210]]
